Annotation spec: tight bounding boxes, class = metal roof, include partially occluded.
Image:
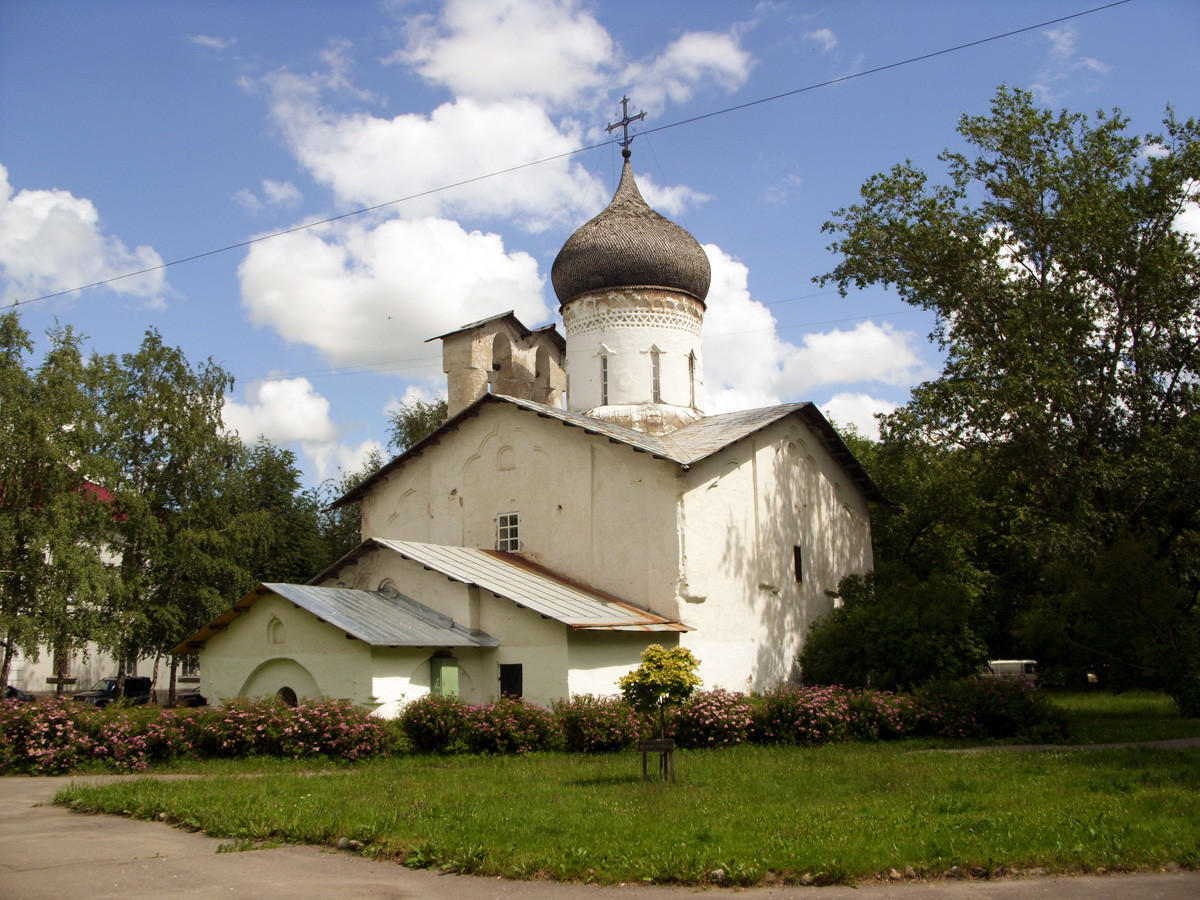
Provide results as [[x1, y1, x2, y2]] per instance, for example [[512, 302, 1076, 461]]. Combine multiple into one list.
[[364, 539, 688, 632], [334, 393, 891, 508], [172, 583, 498, 655]]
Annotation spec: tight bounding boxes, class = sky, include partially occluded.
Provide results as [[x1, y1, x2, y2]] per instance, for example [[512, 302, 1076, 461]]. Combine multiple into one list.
[[2, 0, 1197, 487]]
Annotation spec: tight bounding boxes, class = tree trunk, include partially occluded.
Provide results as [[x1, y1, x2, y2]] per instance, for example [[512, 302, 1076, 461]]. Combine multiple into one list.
[[115, 644, 126, 700], [0, 633, 13, 687]]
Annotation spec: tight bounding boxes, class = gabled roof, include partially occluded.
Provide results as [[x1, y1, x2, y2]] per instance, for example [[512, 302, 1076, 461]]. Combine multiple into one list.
[[312, 538, 689, 633], [334, 393, 891, 508], [172, 582, 498, 655]]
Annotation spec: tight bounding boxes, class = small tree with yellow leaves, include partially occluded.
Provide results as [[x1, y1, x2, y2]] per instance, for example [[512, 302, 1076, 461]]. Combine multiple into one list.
[[618, 644, 701, 739]]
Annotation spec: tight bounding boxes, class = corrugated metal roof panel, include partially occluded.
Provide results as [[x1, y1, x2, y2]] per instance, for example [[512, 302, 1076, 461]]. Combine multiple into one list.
[[373, 539, 686, 631], [172, 583, 497, 654], [264, 583, 497, 647]]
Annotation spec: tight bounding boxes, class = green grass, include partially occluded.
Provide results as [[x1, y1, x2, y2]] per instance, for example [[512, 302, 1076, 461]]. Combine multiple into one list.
[[55, 742, 1200, 885], [1048, 690, 1200, 744]]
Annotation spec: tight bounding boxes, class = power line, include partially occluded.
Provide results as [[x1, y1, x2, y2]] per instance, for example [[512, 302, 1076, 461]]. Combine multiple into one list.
[[6, 0, 1133, 310], [243, 305, 929, 387]]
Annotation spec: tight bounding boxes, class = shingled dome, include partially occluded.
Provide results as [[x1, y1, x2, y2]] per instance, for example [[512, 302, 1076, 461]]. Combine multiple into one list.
[[552, 159, 711, 306]]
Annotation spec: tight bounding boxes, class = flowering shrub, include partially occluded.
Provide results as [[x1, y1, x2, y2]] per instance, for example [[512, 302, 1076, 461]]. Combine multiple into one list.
[[673, 689, 753, 748], [552, 694, 643, 753], [913, 678, 1068, 741], [464, 697, 559, 754], [0, 679, 1069, 773], [843, 690, 917, 741], [398, 694, 469, 753], [750, 686, 856, 745], [0, 698, 101, 774], [0, 697, 390, 773]]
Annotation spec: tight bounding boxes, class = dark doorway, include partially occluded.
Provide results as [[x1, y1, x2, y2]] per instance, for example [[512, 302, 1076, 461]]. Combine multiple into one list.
[[499, 664, 523, 698]]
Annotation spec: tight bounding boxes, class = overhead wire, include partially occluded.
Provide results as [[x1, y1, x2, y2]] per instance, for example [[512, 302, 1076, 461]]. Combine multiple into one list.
[[6, 0, 1133, 313]]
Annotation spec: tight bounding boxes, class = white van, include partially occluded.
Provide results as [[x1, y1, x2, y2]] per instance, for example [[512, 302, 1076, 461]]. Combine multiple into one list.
[[984, 659, 1038, 685]]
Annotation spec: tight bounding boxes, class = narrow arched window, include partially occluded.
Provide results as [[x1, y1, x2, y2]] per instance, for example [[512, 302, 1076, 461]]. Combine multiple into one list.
[[599, 353, 609, 406], [650, 347, 662, 403], [688, 351, 697, 408]]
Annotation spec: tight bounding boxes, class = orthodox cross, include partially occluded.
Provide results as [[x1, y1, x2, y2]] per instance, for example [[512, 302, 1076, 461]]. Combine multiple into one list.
[[606, 95, 646, 156]]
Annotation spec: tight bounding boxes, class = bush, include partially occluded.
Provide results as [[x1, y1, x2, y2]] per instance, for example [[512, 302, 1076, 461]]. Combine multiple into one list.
[[552, 694, 642, 753], [464, 697, 559, 754], [0, 698, 101, 774], [398, 694, 469, 753], [913, 678, 1068, 741], [673, 688, 753, 748], [750, 686, 853, 745], [798, 569, 989, 691], [843, 690, 918, 741]]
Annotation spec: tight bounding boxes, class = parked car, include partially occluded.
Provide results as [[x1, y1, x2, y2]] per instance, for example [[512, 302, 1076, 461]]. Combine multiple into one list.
[[4, 684, 35, 702], [174, 689, 207, 708], [983, 659, 1038, 685], [73, 676, 154, 708]]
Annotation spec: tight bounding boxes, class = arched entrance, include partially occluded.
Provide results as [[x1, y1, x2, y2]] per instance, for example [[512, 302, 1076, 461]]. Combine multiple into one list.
[[238, 658, 321, 703]]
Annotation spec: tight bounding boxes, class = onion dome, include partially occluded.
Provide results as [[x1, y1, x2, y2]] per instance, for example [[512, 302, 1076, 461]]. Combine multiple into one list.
[[551, 159, 711, 306]]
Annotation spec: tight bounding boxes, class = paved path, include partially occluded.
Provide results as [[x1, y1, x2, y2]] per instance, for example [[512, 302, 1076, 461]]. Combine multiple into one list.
[[2, 775, 1197, 900]]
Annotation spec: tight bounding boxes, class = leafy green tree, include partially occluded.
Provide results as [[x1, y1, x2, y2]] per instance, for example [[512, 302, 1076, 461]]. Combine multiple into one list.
[[387, 396, 447, 452], [88, 330, 236, 698], [799, 565, 989, 691], [820, 86, 1200, 709], [316, 447, 385, 567], [618, 644, 701, 738], [0, 315, 111, 688], [800, 428, 991, 689]]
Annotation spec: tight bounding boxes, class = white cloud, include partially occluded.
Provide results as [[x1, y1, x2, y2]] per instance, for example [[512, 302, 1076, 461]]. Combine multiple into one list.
[[223, 376, 339, 445], [820, 392, 897, 440], [311, 437, 387, 482], [762, 172, 802, 205], [622, 30, 754, 115], [804, 28, 837, 53], [222, 376, 391, 481], [1031, 25, 1110, 101], [189, 35, 236, 51], [234, 179, 303, 215], [700, 244, 929, 413], [263, 72, 606, 231], [238, 215, 550, 371], [397, 0, 613, 107], [0, 163, 165, 304], [384, 382, 446, 420], [633, 170, 709, 218], [1177, 199, 1200, 241]]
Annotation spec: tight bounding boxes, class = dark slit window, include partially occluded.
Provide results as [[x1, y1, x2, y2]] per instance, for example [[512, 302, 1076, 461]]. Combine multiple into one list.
[[499, 663, 523, 698]]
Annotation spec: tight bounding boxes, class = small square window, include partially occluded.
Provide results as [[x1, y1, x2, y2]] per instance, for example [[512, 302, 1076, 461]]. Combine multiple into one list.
[[497, 512, 520, 551], [793, 545, 803, 583]]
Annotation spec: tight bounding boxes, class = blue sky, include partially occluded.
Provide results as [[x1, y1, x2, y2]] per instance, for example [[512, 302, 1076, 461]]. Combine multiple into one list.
[[2, 0, 1197, 486]]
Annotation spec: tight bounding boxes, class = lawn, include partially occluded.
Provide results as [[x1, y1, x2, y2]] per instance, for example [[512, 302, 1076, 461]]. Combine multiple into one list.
[[1048, 689, 1200, 744], [55, 739, 1200, 885]]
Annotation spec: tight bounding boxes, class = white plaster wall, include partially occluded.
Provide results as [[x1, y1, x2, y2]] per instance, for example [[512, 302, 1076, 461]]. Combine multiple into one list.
[[198, 593, 374, 708], [359, 404, 684, 617], [676, 416, 874, 692], [566, 631, 679, 698], [563, 290, 704, 413], [7, 642, 170, 697], [478, 598, 567, 708], [315, 548, 570, 708]]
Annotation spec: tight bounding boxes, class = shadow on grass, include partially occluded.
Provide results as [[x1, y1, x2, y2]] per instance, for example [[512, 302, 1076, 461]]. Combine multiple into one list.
[[565, 775, 644, 787]]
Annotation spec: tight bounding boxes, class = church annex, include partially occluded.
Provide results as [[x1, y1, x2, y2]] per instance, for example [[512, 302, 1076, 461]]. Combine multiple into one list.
[[177, 135, 888, 715]]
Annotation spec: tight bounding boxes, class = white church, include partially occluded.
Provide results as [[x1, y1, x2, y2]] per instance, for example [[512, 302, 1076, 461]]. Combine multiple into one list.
[[178, 142, 887, 716]]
